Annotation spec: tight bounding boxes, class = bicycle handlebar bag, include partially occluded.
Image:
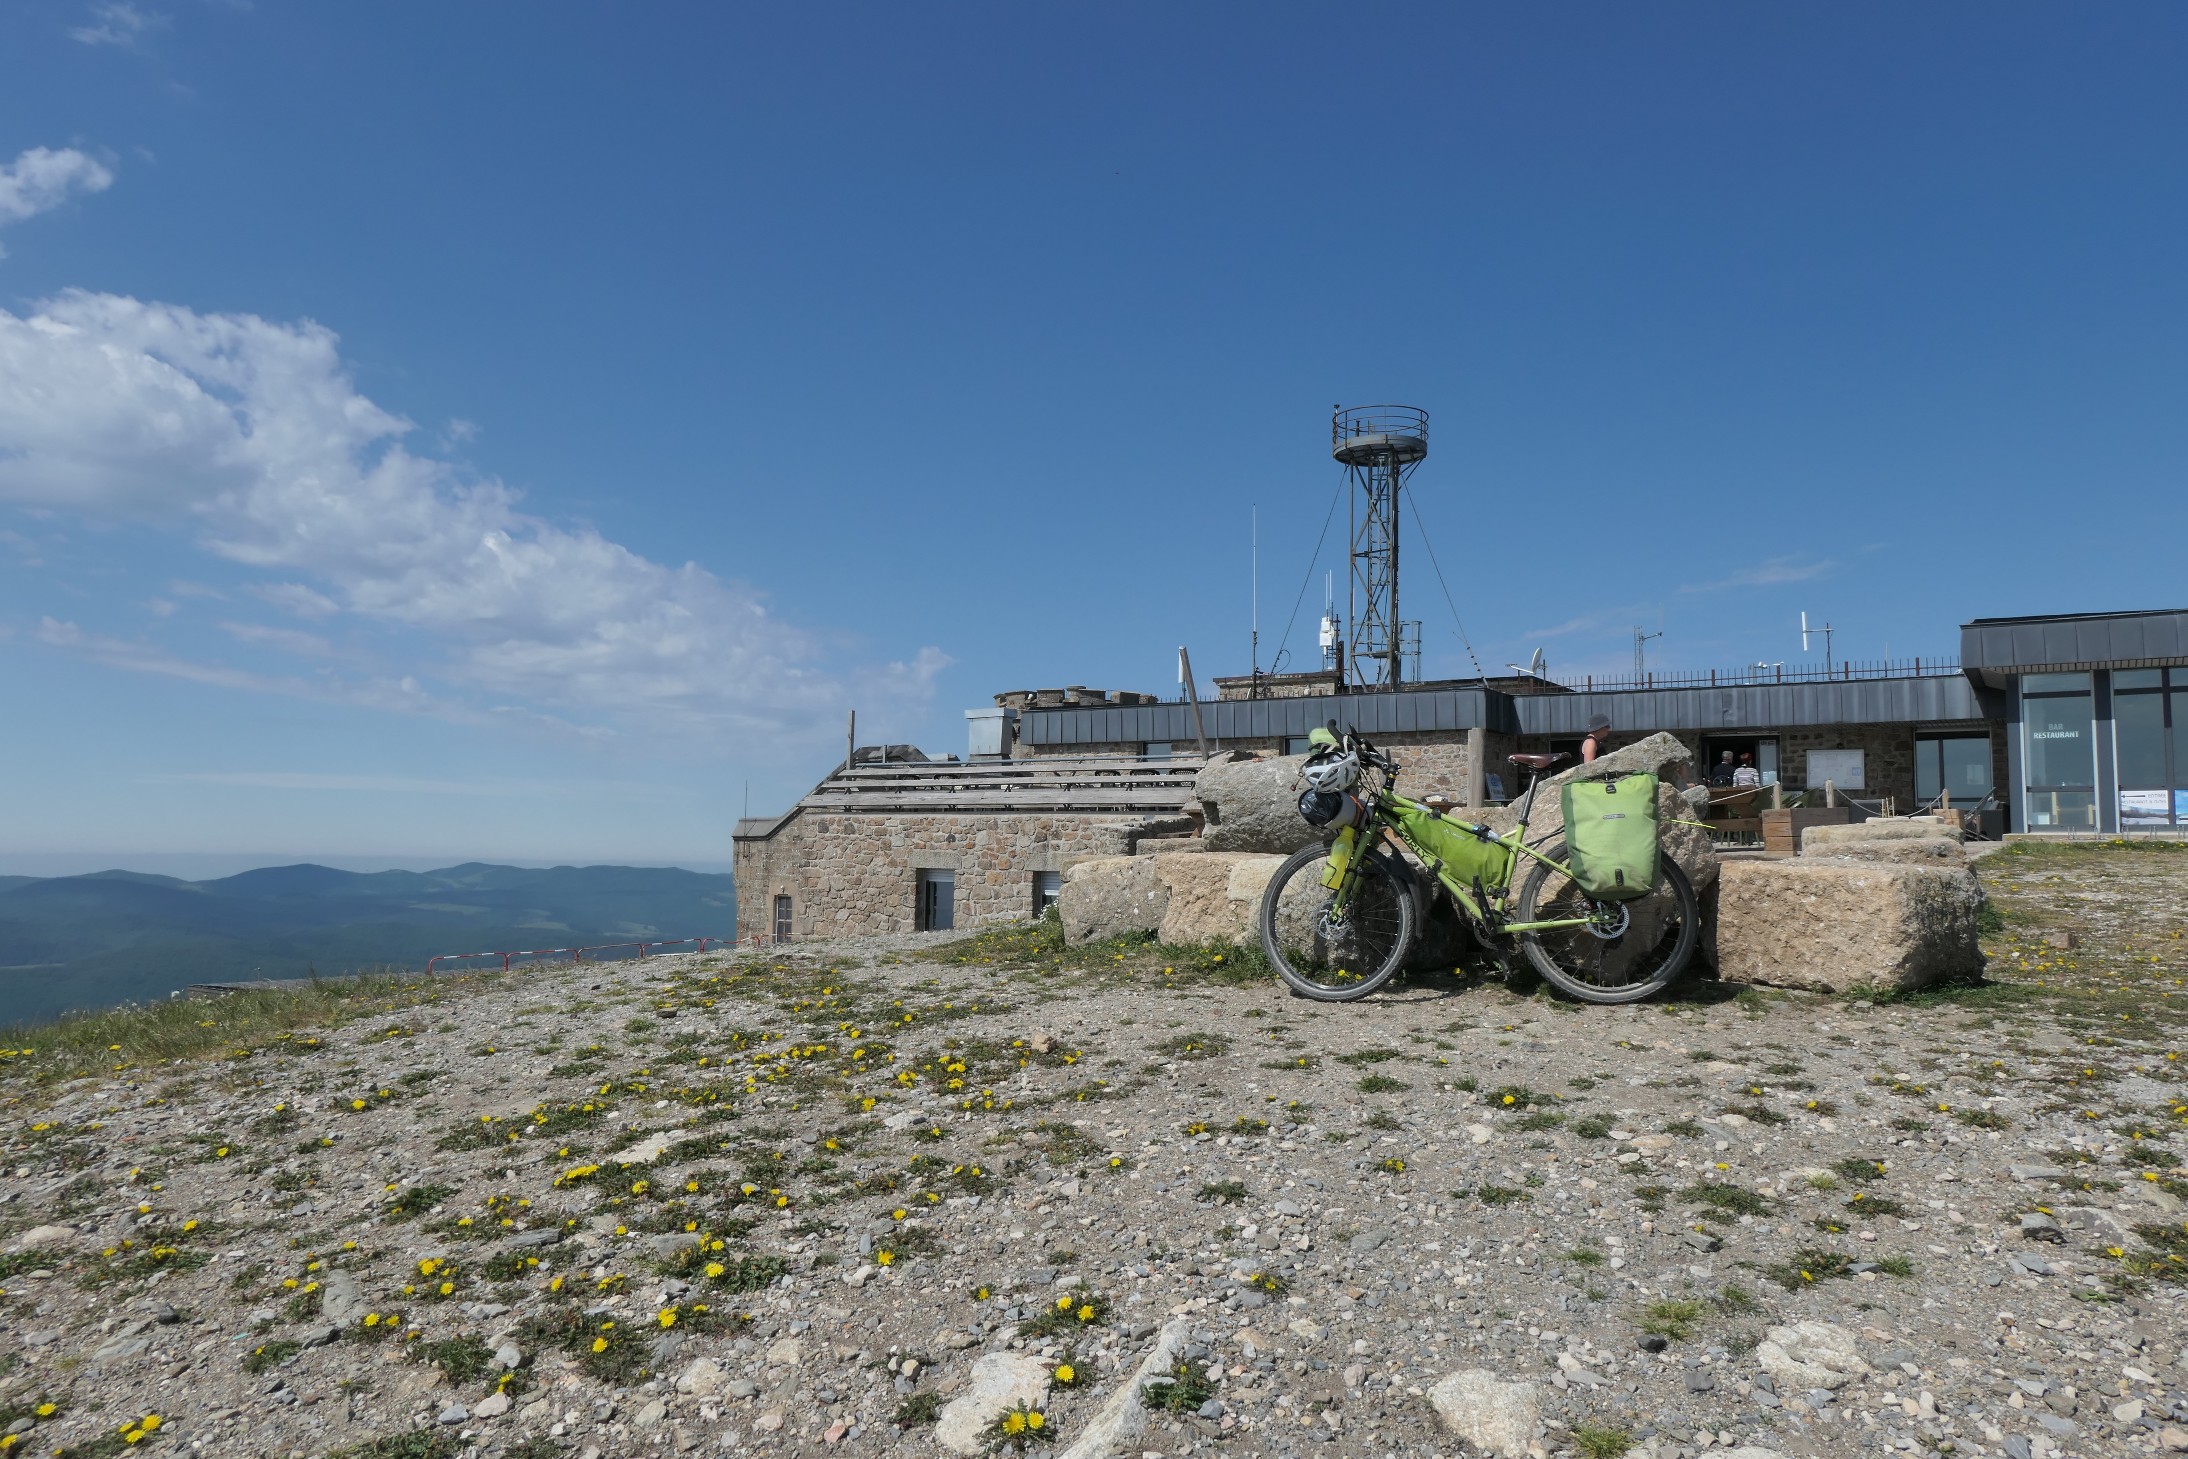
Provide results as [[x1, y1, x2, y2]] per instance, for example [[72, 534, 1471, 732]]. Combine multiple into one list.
[[1558, 773, 1660, 901], [1392, 801, 1512, 895]]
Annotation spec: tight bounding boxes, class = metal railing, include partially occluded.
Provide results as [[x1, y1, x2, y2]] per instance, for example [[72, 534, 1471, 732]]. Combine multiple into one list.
[[1332, 404, 1429, 448], [1553, 657, 1959, 694], [424, 936, 732, 975]]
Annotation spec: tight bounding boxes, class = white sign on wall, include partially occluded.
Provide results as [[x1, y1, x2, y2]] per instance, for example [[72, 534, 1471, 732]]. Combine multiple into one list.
[[1805, 748, 1867, 789]]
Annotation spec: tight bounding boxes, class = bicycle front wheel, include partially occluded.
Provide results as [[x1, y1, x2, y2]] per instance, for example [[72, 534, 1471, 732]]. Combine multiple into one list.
[[1514, 842, 1697, 1004], [1258, 840, 1417, 1001]]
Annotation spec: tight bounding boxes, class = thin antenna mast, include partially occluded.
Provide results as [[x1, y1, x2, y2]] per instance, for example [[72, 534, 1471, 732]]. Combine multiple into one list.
[[1801, 611, 1835, 676], [1633, 625, 1664, 679], [1250, 505, 1259, 676]]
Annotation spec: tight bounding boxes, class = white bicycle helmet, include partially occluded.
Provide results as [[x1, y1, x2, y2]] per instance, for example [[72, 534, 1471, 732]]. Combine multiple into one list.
[[1300, 749, 1360, 794]]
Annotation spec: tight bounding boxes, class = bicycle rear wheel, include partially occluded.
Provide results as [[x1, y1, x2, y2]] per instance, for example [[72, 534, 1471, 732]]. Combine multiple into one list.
[[1258, 840, 1417, 1001], [1513, 841, 1696, 1004]]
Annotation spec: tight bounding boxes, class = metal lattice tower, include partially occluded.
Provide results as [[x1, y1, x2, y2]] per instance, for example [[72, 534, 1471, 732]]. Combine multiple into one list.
[[1331, 405, 1428, 690]]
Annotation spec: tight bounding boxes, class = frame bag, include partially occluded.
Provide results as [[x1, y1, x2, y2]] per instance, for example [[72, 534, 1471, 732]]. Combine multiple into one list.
[[1393, 801, 1512, 896], [1559, 773, 1660, 901]]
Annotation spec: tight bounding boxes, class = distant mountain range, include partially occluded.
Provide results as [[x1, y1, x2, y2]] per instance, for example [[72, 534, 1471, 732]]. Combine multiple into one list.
[[0, 862, 737, 1027]]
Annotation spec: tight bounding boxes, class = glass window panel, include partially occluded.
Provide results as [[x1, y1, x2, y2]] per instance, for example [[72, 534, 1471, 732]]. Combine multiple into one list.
[[2024, 692, 2094, 789], [1915, 739, 1942, 802], [2022, 672, 2092, 694], [2025, 790, 2097, 829], [2174, 690, 2188, 786], [1943, 738, 1993, 799], [2116, 691, 2169, 788], [2113, 669, 2164, 690]]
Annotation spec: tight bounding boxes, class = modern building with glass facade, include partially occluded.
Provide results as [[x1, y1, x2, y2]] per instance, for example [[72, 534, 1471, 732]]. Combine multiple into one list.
[[1006, 606, 2188, 839], [1963, 608, 2188, 835]]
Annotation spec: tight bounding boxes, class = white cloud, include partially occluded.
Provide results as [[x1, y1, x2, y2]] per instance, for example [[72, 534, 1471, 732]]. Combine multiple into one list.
[[219, 619, 334, 658], [1679, 556, 1835, 594], [0, 148, 115, 237], [1, 292, 947, 748], [1522, 603, 1657, 641], [68, 2, 166, 47], [251, 582, 340, 618]]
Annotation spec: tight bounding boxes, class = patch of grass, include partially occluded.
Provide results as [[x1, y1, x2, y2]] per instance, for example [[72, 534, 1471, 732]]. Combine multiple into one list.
[[329, 1434, 463, 1459], [1563, 1246, 1607, 1266], [1572, 1115, 1614, 1140], [1195, 1180, 1249, 1204], [894, 1391, 944, 1427], [1723, 1103, 1788, 1127], [1631, 1184, 1668, 1213], [1714, 1284, 1759, 1314], [1334, 1048, 1404, 1066], [1363, 1110, 1401, 1131], [1489, 1085, 1549, 1110], [1682, 1182, 1772, 1217], [1951, 1107, 2012, 1131], [1639, 1299, 1706, 1341], [0, 971, 443, 1083], [1357, 1073, 1408, 1093], [1476, 1185, 1529, 1206], [1843, 1193, 1907, 1217], [1755, 1246, 1855, 1290], [1663, 1118, 1703, 1138], [384, 1183, 455, 1220], [1832, 1156, 1888, 1183], [1140, 1359, 1215, 1413], [1019, 1292, 1110, 1337], [415, 1335, 493, 1385], [1572, 1421, 1635, 1459], [1153, 1032, 1230, 1060], [242, 1338, 302, 1374], [1517, 1110, 1564, 1131]]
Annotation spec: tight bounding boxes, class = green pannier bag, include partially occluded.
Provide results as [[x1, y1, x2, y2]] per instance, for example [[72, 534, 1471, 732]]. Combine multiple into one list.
[[1393, 801, 1512, 898], [1559, 773, 1661, 901]]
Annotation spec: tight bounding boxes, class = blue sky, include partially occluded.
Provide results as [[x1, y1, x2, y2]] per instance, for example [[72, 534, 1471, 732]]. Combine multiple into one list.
[[2, 3, 2185, 875]]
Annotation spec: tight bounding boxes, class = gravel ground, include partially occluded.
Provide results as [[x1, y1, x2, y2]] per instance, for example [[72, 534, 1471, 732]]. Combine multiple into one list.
[[2, 843, 2185, 1459]]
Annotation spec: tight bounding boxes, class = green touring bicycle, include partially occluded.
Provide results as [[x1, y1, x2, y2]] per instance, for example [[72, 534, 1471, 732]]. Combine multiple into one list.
[[1257, 726, 1698, 1004]]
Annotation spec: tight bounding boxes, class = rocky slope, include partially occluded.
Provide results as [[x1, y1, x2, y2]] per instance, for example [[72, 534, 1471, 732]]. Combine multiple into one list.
[[1, 844, 2184, 1459]]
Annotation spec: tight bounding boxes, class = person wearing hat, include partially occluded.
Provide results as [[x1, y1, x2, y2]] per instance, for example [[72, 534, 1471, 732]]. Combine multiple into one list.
[[1581, 713, 1612, 763]]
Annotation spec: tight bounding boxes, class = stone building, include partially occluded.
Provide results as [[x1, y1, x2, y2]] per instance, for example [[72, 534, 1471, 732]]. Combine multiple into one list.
[[733, 606, 2187, 940]]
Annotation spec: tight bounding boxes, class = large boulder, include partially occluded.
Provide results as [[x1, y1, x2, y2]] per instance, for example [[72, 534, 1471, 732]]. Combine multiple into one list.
[[1708, 859, 1985, 991], [934, 1353, 1050, 1456], [1810, 836, 1966, 867], [1196, 753, 1318, 854], [1057, 853, 1285, 946], [1059, 857, 1168, 943], [1152, 853, 1285, 945], [1425, 1369, 1541, 1457], [1804, 819, 1964, 850]]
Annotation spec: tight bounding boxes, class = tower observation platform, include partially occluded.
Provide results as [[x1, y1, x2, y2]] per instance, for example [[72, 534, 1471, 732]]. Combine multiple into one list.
[[1331, 405, 1428, 467]]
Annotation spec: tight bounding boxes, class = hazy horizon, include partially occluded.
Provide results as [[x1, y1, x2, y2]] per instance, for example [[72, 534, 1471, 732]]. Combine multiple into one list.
[[0, 852, 736, 882]]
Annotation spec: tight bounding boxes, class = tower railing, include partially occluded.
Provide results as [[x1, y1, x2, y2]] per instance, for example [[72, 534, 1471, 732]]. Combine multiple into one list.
[[1331, 404, 1429, 451]]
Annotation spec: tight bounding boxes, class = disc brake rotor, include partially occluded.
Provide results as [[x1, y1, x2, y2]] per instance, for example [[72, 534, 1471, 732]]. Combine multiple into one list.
[[1584, 902, 1632, 941]]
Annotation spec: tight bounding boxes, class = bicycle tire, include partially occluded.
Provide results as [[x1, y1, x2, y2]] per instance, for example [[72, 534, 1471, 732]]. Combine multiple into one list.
[[1258, 840, 1417, 1002], [1513, 842, 1697, 1005]]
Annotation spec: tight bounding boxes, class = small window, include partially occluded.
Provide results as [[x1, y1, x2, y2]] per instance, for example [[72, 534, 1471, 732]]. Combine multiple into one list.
[[916, 869, 956, 931], [1144, 742, 1173, 760], [771, 894, 793, 944], [1033, 870, 1062, 917], [1284, 736, 1313, 755]]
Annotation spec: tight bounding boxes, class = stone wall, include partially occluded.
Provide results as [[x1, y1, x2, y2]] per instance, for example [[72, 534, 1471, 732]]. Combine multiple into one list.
[[734, 811, 1145, 940]]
